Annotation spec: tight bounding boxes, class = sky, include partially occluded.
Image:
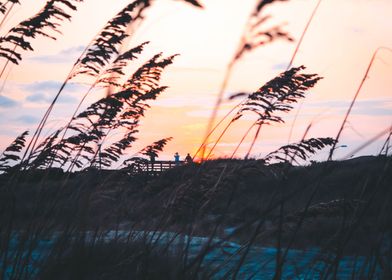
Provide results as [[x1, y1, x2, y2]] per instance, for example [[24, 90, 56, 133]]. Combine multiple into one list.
[[0, 0, 391, 162]]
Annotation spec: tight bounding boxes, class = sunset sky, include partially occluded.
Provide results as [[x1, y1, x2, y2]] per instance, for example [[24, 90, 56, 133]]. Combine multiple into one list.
[[0, 0, 391, 162]]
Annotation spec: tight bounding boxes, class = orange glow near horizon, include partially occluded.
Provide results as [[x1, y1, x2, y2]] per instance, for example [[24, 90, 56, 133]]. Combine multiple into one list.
[[0, 0, 392, 162]]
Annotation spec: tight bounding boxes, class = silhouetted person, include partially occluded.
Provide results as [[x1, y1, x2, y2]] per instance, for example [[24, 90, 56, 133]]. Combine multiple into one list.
[[174, 152, 180, 165], [185, 153, 193, 164], [147, 151, 156, 172], [149, 153, 156, 163]]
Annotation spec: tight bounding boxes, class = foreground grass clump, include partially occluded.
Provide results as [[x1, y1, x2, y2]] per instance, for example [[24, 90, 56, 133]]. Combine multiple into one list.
[[1, 156, 391, 279], [39, 241, 200, 280], [1, 156, 391, 250]]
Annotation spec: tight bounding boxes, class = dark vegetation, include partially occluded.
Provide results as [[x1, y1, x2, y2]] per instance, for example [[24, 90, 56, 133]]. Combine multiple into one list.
[[1, 156, 391, 252], [38, 241, 207, 280], [1, 156, 391, 278], [0, 0, 391, 279]]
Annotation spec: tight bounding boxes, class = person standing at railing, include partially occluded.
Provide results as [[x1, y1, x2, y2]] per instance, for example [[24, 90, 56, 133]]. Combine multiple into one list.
[[185, 153, 193, 164], [147, 151, 156, 172], [174, 152, 180, 165]]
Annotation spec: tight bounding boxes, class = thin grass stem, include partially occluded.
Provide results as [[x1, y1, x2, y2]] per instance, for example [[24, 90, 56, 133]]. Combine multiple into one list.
[[328, 47, 392, 160]]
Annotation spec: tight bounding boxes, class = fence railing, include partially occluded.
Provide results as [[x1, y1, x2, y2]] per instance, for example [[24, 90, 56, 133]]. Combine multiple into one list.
[[135, 160, 185, 173]]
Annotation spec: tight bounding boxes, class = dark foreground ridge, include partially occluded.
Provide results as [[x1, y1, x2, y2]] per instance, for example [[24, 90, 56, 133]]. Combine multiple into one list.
[[1, 156, 391, 247], [1, 155, 391, 279]]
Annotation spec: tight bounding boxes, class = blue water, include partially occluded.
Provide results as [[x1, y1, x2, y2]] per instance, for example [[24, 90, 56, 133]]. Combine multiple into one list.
[[1, 231, 383, 279]]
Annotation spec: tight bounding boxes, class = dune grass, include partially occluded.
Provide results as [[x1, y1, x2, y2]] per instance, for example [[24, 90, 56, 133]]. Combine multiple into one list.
[[0, 0, 391, 279]]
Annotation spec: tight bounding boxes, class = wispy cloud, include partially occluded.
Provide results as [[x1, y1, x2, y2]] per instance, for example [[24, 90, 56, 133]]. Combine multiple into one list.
[[26, 92, 77, 104], [272, 62, 288, 71], [349, 26, 365, 34], [0, 95, 18, 108], [153, 94, 215, 108], [22, 80, 83, 93], [29, 45, 85, 64], [21, 80, 84, 104], [306, 99, 392, 116], [25, 93, 51, 103], [14, 115, 39, 124]]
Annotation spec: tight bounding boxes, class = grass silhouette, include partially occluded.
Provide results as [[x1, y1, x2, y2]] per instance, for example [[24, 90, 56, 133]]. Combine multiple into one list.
[[0, 0, 391, 279]]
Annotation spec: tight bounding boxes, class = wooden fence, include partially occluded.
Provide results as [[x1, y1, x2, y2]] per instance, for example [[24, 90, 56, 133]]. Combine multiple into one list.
[[135, 160, 185, 174]]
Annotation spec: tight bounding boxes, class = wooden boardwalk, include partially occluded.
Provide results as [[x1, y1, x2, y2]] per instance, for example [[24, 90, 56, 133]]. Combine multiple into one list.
[[135, 160, 185, 174]]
